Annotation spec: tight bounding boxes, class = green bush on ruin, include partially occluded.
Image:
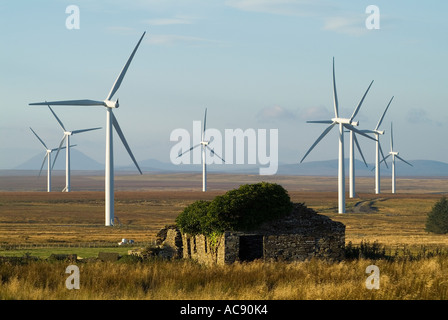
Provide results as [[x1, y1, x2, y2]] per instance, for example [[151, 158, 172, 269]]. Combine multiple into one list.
[[175, 182, 293, 236]]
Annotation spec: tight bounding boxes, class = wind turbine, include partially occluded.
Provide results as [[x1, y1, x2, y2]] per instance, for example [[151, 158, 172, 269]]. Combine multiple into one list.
[[29, 32, 146, 226], [381, 123, 413, 193], [177, 108, 225, 192], [300, 57, 376, 214], [348, 130, 370, 198], [365, 96, 393, 194], [29, 127, 75, 192], [348, 79, 374, 198], [48, 106, 101, 192]]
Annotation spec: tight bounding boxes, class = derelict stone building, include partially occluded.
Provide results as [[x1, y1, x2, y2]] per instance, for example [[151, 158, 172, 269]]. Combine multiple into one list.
[[159, 203, 345, 265]]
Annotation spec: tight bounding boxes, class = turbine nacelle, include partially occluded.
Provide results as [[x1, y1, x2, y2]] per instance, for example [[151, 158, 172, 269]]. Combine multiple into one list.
[[331, 118, 359, 126], [104, 99, 119, 108]]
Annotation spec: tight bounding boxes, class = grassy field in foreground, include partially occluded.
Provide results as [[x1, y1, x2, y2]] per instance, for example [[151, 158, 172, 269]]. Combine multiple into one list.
[[1, 256, 448, 300]]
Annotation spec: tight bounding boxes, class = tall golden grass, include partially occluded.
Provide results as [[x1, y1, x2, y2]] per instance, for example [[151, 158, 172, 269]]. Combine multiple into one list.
[[1, 255, 448, 300]]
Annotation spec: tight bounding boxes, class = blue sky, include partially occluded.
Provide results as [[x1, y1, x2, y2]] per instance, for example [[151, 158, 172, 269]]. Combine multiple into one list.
[[0, 0, 447, 170]]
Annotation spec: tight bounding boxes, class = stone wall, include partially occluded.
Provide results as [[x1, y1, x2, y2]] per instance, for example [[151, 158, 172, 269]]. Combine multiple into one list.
[[181, 232, 240, 265], [157, 203, 345, 265]]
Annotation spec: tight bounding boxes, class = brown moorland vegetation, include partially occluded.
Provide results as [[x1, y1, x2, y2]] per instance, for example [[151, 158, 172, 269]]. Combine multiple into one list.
[[0, 174, 448, 300]]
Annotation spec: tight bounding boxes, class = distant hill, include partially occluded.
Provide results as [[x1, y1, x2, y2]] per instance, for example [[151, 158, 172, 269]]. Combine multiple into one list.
[[13, 152, 448, 177], [16, 149, 103, 171], [278, 159, 448, 177], [123, 158, 448, 177]]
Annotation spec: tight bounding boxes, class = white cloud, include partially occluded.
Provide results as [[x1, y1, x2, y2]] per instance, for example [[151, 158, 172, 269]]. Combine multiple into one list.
[[256, 105, 297, 122], [407, 108, 442, 127], [106, 26, 139, 36], [225, 0, 335, 17], [226, 0, 373, 37], [299, 106, 332, 120], [322, 15, 367, 36], [144, 17, 194, 26], [147, 34, 222, 46]]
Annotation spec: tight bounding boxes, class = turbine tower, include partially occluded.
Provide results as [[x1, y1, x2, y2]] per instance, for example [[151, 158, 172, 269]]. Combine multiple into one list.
[[30, 32, 146, 226], [381, 123, 413, 193], [29, 127, 74, 192], [177, 108, 225, 192], [348, 79, 374, 198], [348, 130, 369, 198], [300, 57, 376, 214], [48, 106, 101, 192]]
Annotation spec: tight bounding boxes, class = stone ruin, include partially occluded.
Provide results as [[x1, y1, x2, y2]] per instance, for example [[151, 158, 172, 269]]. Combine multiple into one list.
[[142, 203, 345, 265]]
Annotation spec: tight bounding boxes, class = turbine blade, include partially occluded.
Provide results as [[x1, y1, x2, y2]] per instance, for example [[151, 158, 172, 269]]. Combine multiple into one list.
[[359, 129, 377, 134], [50, 146, 67, 152], [379, 154, 391, 165], [203, 108, 207, 141], [206, 146, 225, 163], [350, 80, 374, 121], [375, 96, 394, 130], [111, 112, 142, 174], [29, 127, 48, 150], [344, 124, 376, 142], [48, 106, 66, 131], [30, 99, 105, 106], [300, 123, 336, 163], [396, 155, 413, 167], [71, 127, 102, 135], [52, 136, 66, 170], [353, 134, 368, 167], [38, 154, 48, 177], [378, 142, 389, 169], [106, 32, 146, 101], [177, 144, 201, 157], [306, 120, 333, 124], [390, 122, 394, 152], [332, 57, 339, 118]]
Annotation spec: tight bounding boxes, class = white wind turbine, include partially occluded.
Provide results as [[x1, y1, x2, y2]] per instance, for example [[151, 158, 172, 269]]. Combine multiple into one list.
[[29, 127, 75, 192], [177, 108, 225, 192], [300, 57, 376, 214], [348, 130, 370, 198], [30, 32, 145, 226], [48, 106, 101, 192], [365, 96, 394, 194], [348, 79, 374, 199], [381, 123, 413, 193]]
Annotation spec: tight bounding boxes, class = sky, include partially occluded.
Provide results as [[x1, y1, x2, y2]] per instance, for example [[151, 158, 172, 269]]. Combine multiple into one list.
[[0, 0, 447, 171]]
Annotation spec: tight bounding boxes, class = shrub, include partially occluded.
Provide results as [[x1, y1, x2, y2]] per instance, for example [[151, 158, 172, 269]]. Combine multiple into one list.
[[176, 182, 293, 236], [345, 240, 388, 260], [174, 200, 211, 235], [425, 196, 448, 234]]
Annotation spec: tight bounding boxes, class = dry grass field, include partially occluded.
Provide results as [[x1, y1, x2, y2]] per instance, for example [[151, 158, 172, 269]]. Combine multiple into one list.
[[1, 173, 448, 301], [0, 173, 447, 249]]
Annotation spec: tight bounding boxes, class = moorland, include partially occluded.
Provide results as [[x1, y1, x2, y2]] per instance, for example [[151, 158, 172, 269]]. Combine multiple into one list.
[[0, 172, 447, 300]]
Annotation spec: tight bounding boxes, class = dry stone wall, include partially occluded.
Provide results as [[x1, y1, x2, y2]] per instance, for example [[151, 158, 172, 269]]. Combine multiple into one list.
[[157, 203, 345, 265]]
